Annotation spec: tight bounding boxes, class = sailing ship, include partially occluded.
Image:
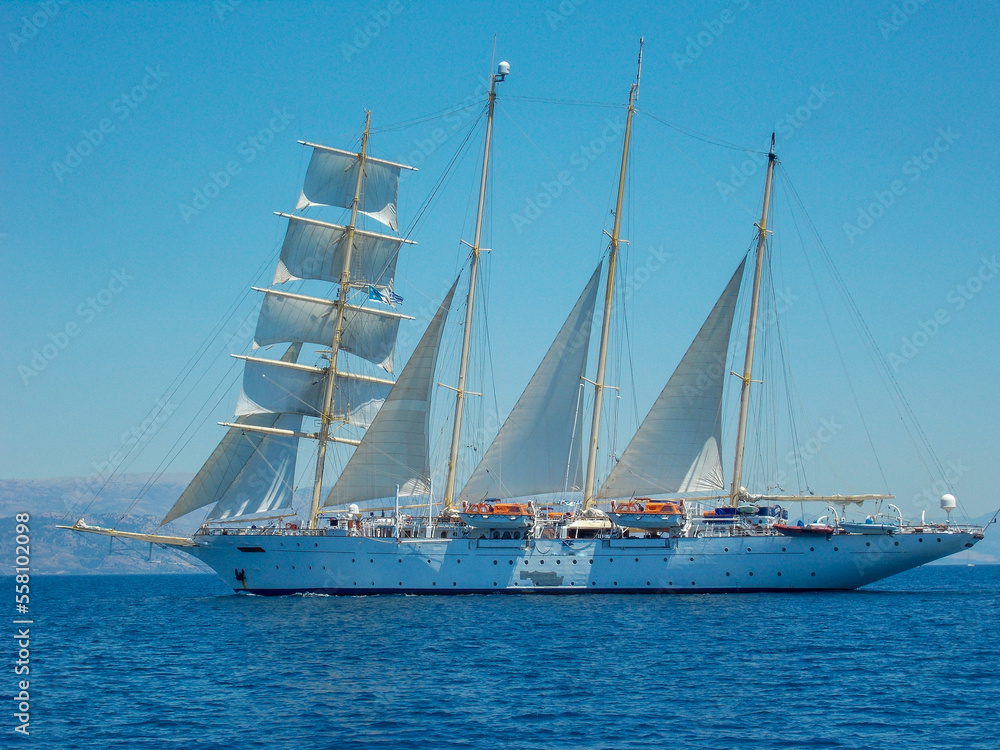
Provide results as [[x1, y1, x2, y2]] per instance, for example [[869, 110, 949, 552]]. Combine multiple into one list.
[[63, 49, 987, 593]]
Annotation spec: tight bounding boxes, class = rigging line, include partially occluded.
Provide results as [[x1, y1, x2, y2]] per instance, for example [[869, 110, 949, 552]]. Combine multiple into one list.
[[402, 107, 486, 244], [68, 249, 279, 520], [778, 165, 946, 485], [113, 355, 246, 527], [369, 100, 484, 134], [777, 174, 892, 491], [497, 105, 607, 220], [636, 108, 767, 154], [505, 94, 626, 109]]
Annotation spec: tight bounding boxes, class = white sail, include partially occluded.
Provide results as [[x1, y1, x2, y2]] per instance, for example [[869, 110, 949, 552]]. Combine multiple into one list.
[[324, 279, 458, 506], [233, 356, 391, 427], [253, 288, 412, 372], [458, 263, 602, 503], [204, 412, 301, 521], [272, 213, 413, 287], [296, 143, 413, 231], [597, 258, 747, 499], [161, 344, 305, 525]]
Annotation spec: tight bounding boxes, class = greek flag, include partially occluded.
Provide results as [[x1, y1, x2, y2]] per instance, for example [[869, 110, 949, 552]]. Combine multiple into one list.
[[368, 285, 403, 307]]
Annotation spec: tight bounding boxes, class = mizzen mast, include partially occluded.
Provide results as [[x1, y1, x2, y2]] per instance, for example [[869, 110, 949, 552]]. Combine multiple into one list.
[[582, 38, 642, 510], [729, 134, 777, 507], [306, 111, 371, 529], [441, 59, 509, 511]]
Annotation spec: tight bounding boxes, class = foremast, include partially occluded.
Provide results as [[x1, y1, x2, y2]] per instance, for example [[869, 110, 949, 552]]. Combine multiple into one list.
[[729, 134, 777, 507], [441, 60, 509, 511], [307, 112, 371, 529], [582, 38, 643, 510]]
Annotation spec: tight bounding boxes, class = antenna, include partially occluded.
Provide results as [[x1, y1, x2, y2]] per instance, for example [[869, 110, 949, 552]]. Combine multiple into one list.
[[635, 36, 644, 99]]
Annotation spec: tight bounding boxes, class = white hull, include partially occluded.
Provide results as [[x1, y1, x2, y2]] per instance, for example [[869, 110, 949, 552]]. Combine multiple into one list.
[[186, 528, 981, 595]]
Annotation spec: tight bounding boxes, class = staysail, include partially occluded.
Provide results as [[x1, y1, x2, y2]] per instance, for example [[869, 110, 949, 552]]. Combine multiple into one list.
[[596, 258, 747, 499], [324, 279, 458, 506], [161, 344, 306, 525], [458, 263, 601, 503]]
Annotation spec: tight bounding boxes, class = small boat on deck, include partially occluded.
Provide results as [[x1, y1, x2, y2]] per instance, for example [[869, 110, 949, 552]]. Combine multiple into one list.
[[839, 521, 898, 535], [459, 502, 534, 530], [608, 499, 685, 529], [774, 522, 836, 536]]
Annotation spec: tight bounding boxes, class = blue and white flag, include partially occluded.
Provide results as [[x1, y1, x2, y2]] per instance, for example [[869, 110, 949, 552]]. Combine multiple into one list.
[[368, 285, 403, 307]]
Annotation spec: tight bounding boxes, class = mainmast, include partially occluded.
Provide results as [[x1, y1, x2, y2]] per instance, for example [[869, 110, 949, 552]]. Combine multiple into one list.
[[729, 134, 777, 507], [306, 111, 371, 529], [582, 39, 642, 510], [441, 59, 509, 511]]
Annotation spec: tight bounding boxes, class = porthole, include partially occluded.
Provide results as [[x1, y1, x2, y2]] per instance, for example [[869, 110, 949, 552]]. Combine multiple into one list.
[[749, 572, 753, 577], [777, 572, 782, 577], [635, 557, 639, 562], [724, 547, 729, 552], [747, 547, 752, 552], [834, 547, 839, 552], [811, 572, 816, 577], [782, 547, 786, 552], [918, 538, 924, 543], [689, 557, 694, 562], [894, 541, 900, 546], [646, 581, 651, 586], [493, 560, 498, 565], [613, 581, 618, 586], [609, 557, 614, 562], [726, 572, 730, 577], [540, 559, 545, 565], [573, 560, 577, 564]]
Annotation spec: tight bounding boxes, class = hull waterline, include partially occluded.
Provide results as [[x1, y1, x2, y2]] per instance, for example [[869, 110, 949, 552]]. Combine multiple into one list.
[[185, 528, 982, 595]]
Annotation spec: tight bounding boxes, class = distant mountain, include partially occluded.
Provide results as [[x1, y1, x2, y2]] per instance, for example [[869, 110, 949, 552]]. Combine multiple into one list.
[[1, 474, 209, 575]]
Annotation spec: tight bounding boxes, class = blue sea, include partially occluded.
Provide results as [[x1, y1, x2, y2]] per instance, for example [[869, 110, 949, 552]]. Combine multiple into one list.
[[10, 566, 999, 749]]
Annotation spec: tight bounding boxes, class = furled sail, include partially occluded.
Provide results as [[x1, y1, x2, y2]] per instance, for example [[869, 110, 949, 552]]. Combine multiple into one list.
[[161, 345, 306, 526], [252, 288, 413, 372], [272, 213, 413, 287], [324, 279, 458, 506], [596, 258, 747, 499], [233, 355, 391, 427], [458, 263, 602, 503], [296, 142, 413, 231]]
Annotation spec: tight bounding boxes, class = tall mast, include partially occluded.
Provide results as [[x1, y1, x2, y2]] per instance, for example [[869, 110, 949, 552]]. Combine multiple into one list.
[[582, 39, 642, 510], [306, 111, 371, 529], [729, 134, 777, 507], [441, 59, 509, 511]]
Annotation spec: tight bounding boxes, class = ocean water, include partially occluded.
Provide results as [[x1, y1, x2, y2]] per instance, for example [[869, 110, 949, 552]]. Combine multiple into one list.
[[12, 565, 999, 749]]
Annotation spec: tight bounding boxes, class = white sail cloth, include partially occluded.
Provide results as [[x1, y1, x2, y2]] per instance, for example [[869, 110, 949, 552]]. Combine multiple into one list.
[[296, 144, 409, 231], [161, 411, 303, 525], [272, 213, 411, 287], [597, 258, 747, 499], [325, 279, 458, 506], [234, 356, 391, 428], [458, 264, 602, 503], [253, 289, 410, 372]]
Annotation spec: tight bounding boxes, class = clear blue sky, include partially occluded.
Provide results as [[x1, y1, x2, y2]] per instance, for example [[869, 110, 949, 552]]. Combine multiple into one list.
[[2, 0, 997, 518]]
